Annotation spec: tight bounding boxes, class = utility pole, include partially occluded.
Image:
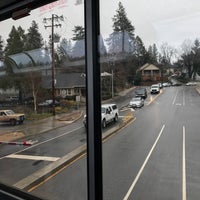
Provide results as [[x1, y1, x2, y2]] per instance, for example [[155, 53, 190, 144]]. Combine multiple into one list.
[[43, 14, 63, 115]]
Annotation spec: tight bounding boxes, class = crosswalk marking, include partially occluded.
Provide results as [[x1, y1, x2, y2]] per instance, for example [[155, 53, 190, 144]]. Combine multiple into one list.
[[6, 154, 60, 161]]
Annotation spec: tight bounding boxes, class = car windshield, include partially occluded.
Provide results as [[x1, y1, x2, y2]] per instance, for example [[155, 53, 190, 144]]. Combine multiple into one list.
[[5, 110, 15, 115], [152, 85, 159, 88], [132, 97, 141, 101], [101, 107, 106, 114], [136, 89, 145, 92]]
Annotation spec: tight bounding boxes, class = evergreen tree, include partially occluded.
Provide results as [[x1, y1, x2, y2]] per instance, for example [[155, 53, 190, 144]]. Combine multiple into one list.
[[152, 44, 158, 63], [59, 38, 73, 56], [0, 35, 4, 61], [112, 2, 134, 39], [72, 26, 85, 41], [4, 26, 25, 56], [148, 43, 158, 64], [134, 36, 148, 66], [107, 2, 135, 53], [18, 26, 26, 42], [24, 20, 43, 51]]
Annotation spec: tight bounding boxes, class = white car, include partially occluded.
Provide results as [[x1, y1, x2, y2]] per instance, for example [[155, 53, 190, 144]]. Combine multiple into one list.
[[150, 84, 160, 94], [186, 82, 197, 86], [83, 103, 119, 128], [162, 82, 171, 87], [129, 97, 144, 108]]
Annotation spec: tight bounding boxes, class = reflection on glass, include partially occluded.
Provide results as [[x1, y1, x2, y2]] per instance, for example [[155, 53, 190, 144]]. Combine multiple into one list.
[[0, 0, 200, 199]]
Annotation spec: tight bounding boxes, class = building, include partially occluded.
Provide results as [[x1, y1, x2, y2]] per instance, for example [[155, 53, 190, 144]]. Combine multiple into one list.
[[42, 73, 86, 102], [137, 63, 161, 82]]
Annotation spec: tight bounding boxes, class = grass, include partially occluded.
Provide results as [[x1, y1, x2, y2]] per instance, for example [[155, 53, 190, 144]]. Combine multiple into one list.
[[25, 112, 53, 120]]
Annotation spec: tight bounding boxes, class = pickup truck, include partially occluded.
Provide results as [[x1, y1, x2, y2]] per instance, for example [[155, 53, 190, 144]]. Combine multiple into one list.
[[83, 103, 119, 128], [0, 109, 25, 125]]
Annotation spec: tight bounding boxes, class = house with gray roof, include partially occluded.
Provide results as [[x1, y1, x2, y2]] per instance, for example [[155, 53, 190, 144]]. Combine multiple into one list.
[[42, 73, 86, 102]]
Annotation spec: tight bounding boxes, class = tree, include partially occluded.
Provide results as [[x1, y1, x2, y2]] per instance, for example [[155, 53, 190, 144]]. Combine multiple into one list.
[[148, 43, 158, 64], [134, 36, 148, 66], [191, 39, 200, 79], [24, 71, 43, 113], [159, 42, 176, 64], [4, 26, 25, 56], [72, 25, 85, 41], [112, 2, 134, 38], [24, 20, 43, 51], [107, 1, 135, 53], [71, 26, 85, 59], [0, 35, 4, 61], [180, 39, 194, 78]]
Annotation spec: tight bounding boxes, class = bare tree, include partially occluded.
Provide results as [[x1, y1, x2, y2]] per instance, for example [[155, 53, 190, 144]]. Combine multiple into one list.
[[159, 42, 176, 64], [25, 71, 42, 113]]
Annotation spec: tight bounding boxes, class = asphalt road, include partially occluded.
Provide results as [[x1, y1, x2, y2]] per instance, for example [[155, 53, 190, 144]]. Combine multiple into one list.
[[1, 85, 200, 200], [22, 85, 200, 200]]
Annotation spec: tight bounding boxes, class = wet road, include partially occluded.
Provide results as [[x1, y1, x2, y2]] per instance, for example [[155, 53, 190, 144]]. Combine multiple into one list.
[[28, 86, 200, 200], [1, 85, 200, 200]]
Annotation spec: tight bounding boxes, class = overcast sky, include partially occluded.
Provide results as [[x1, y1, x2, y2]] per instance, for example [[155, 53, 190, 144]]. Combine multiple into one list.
[[101, 0, 200, 48], [1, 0, 200, 49]]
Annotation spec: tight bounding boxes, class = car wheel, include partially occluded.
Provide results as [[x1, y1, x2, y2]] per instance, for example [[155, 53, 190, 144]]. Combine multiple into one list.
[[10, 119, 16, 126], [114, 114, 118, 122], [102, 119, 106, 128]]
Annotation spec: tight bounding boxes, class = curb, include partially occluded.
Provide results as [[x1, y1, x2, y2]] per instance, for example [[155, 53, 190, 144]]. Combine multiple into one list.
[[0, 111, 84, 143]]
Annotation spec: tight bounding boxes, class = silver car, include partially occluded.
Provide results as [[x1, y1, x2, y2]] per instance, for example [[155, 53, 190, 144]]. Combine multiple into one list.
[[129, 97, 144, 108]]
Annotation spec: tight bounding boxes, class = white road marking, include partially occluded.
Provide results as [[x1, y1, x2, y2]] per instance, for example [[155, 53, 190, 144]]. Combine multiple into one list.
[[182, 126, 187, 200], [176, 103, 182, 106], [6, 154, 60, 161], [172, 91, 179, 105], [123, 124, 165, 200], [0, 126, 83, 160], [183, 90, 185, 106]]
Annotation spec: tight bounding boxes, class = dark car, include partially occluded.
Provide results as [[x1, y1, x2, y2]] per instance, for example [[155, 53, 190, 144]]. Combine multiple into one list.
[[38, 99, 60, 107], [135, 88, 147, 99]]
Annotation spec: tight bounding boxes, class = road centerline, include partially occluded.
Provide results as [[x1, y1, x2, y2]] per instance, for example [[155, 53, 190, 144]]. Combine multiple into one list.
[[123, 124, 165, 200]]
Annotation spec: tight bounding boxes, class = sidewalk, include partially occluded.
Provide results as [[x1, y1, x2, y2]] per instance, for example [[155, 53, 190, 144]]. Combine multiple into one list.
[[1, 88, 136, 190], [0, 111, 83, 141], [0, 86, 136, 141]]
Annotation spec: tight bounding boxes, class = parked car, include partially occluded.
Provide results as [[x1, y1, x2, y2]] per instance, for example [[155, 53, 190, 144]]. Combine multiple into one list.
[[129, 97, 144, 108], [171, 83, 182, 86], [135, 88, 147, 99], [38, 99, 60, 107], [186, 82, 197, 86], [162, 82, 171, 87], [83, 103, 119, 128], [0, 109, 25, 125], [150, 84, 160, 94]]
